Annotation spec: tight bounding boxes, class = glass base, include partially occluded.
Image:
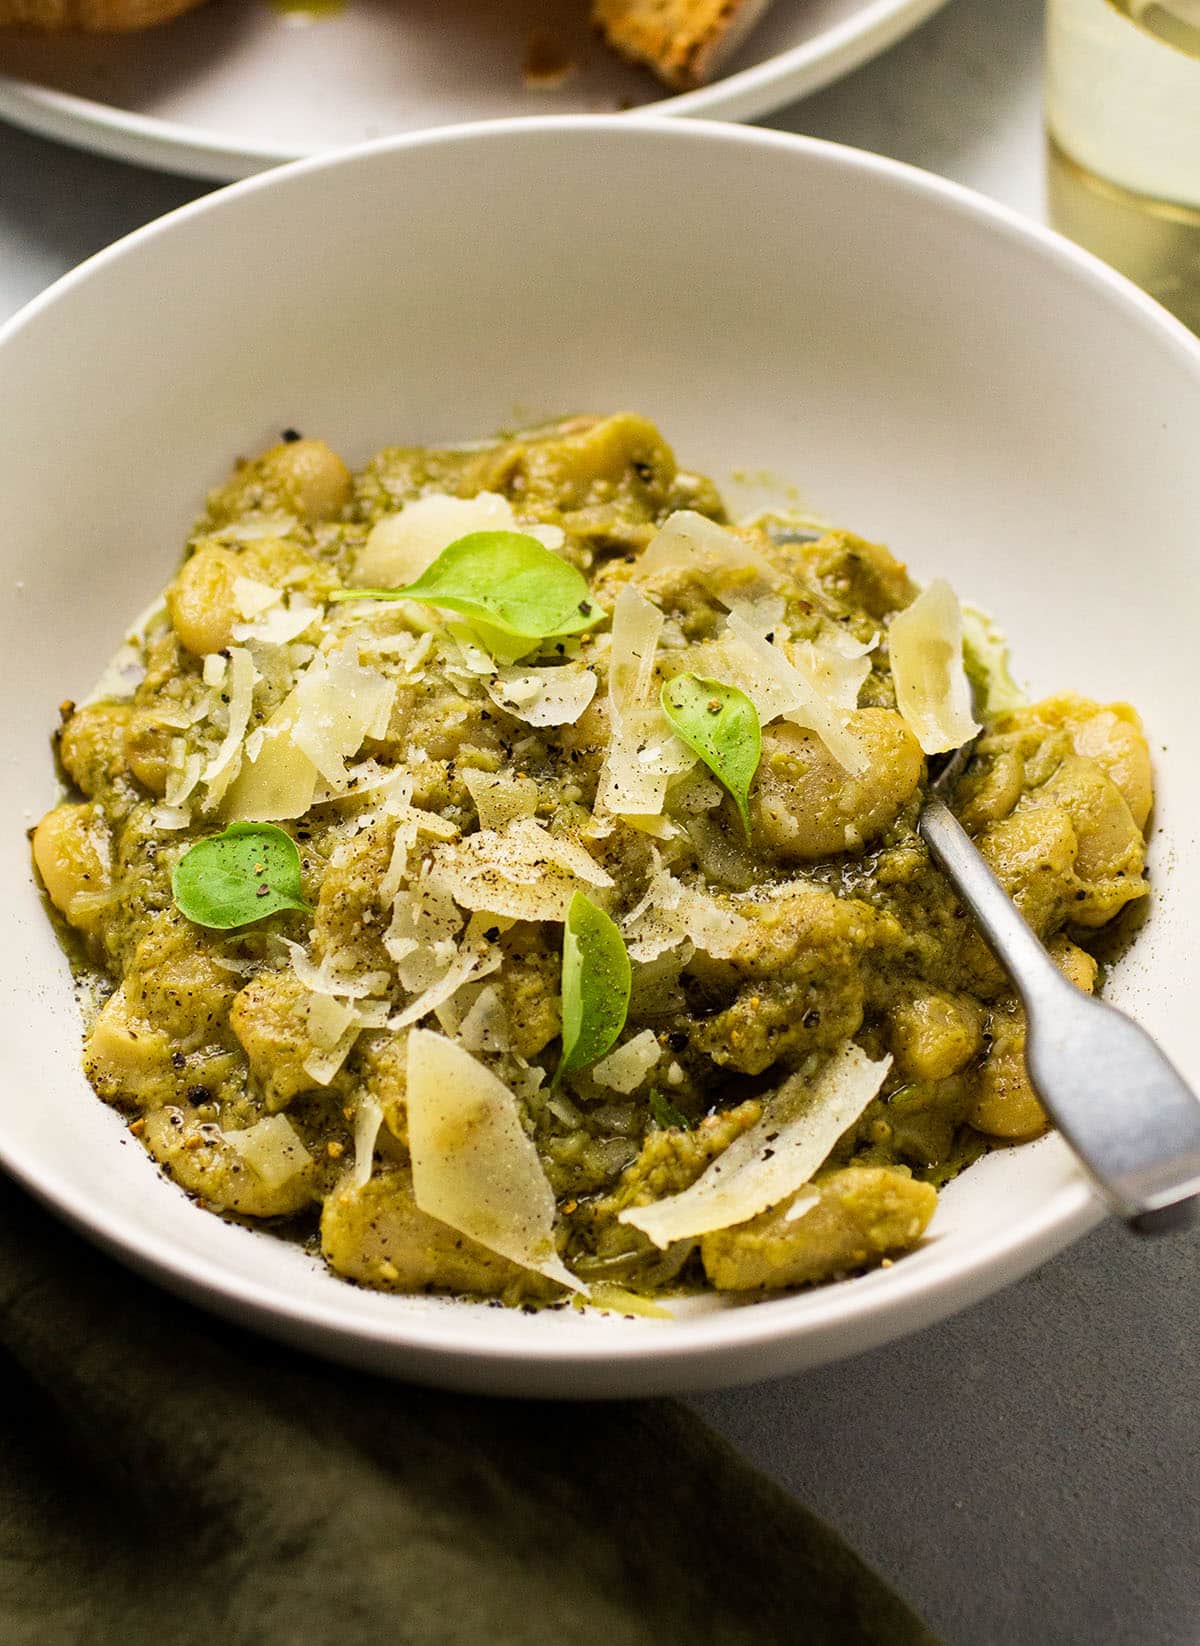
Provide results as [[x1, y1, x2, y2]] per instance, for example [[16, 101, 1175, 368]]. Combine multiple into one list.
[[1047, 134, 1200, 335]]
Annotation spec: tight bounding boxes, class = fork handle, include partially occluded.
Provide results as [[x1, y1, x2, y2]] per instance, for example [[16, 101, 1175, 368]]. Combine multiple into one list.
[[919, 794, 1200, 1230]]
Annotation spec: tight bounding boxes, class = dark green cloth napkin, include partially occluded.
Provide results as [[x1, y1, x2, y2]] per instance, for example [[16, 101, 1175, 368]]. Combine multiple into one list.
[[0, 1177, 934, 1645]]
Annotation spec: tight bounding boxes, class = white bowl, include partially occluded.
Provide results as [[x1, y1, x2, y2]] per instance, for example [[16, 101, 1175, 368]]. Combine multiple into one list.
[[3, 119, 1198, 1398]]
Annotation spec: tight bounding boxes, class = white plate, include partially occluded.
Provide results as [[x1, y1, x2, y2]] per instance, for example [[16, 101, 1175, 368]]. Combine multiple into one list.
[[0, 0, 950, 180], [2, 118, 1199, 1398]]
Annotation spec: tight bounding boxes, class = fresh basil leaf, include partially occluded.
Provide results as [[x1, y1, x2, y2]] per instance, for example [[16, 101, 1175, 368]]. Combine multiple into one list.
[[172, 823, 311, 930], [660, 672, 761, 838], [553, 891, 631, 1089], [649, 1089, 691, 1132], [332, 530, 602, 642]]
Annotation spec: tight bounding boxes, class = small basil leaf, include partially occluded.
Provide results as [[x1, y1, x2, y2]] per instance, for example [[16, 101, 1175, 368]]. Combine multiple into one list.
[[332, 530, 602, 642], [649, 1089, 691, 1132], [660, 673, 762, 838], [172, 823, 311, 931], [554, 891, 631, 1089]]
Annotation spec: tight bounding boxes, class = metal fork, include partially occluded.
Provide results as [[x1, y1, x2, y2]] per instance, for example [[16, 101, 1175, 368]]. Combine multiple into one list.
[[763, 515, 1200, 1231], [920, 738, 1200, 1234]]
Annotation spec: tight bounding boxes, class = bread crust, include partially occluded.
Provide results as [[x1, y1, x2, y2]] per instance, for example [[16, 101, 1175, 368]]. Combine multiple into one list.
[[0, 0, 208, 33], [592, 0, 774, 89]]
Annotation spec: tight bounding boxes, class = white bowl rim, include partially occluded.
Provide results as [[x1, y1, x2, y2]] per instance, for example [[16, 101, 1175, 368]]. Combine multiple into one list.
[[5, 115, 1199, 1389]]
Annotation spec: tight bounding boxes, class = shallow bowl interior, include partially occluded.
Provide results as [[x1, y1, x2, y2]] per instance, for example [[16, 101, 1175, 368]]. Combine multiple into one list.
[[2, 118, 1198, 1397]]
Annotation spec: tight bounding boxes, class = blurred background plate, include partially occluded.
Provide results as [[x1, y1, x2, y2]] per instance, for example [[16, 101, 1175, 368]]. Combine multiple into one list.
[[0, 0, 950, 180]]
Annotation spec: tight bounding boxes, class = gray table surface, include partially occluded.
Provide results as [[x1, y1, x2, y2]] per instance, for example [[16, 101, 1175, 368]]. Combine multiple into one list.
[[1, 0, 1197, 1640]]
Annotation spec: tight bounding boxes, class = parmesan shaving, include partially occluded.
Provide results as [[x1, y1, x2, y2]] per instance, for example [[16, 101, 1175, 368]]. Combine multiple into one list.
[[592, 1029, 661, 1094], [406, 1029, 584, 1292], [443, 623, 498, 676], [385, 872, 464, 988], [291, 649, 396, 790], [428, 818, 612, 923], [378, 780, 418, 906], [224, 643, 400, 820], [281, 938, 391, 1001], [377, 800, 458, 905], [370, 628, 435, 672], [352, 492, 516, 588], [351, 1098, 383, 1190], [598, 707, 695, 820], [623, 858, 750, 962], [387, 940, 501, 1032], [462, 768, 539, 832], [796, 627, 878, 710], [164, 749, 203, 809], [721, 609, 870, 775], [620, 1044, 892, 1247], [596, 586, 694, 819], [353, 1000, 393, 1030], [484, 664, 597, 727], [888, 580, 981, 754], [202, 646, 257, 809], [298, 991, 369, 1084], [232, 596, 320, 647], [456, 984, 510, 1055], [213, 513, 298, 542], [638, 510, 782, 604], [784, 1191, 821, 1223], [305, 992, 357, 1048], [522, 521, 566, 552], [152, 695, 214, 731], [149, 804, 192, 831], [202, 653, 227, 688], [224, 1115, 312, 1191], [232, 575, 282, 620], [221, 693, 318, 823], [610, 583, 662, 705], [302, 1025, 361, 1086]]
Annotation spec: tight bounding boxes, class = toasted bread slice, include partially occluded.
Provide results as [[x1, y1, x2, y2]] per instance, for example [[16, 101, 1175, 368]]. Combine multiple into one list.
[[592, 0, 775, 89], [0, 0, 207, 31]]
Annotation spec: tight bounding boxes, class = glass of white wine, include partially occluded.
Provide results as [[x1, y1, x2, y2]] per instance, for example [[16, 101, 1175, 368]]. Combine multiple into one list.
[[1046, 0, 1200, 333]]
